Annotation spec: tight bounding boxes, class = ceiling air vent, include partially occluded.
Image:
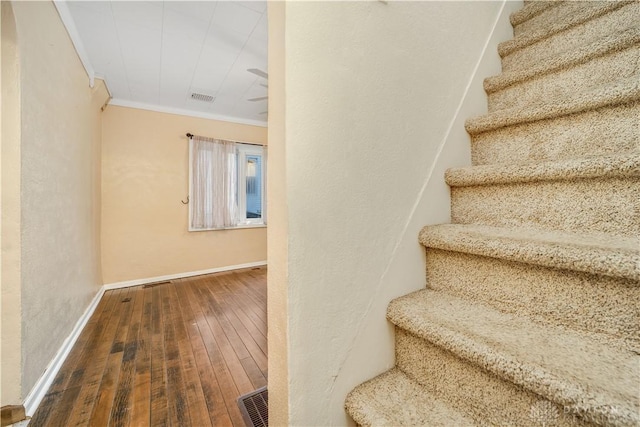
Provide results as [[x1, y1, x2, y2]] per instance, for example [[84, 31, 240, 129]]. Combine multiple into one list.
[[191, 92, 215, 102]]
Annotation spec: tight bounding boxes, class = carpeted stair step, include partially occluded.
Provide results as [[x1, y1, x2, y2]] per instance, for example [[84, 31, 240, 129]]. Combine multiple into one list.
[[344, 368, 475, 427], [486, 27, 640, 112], [510, 1, 562, 28], [471, 101, 639, 165], [388, 289, 640, 427], [486, 26, 640, 96], [394, 327, 588, 427], [420, 224, 639, 349], [500, 1, 638, 72], [512, 0, 630, 38], [467, 77, 640, 166], [418, 224, 639, 282], [466, 75, 640, 136], [446, 152, 640, 237]]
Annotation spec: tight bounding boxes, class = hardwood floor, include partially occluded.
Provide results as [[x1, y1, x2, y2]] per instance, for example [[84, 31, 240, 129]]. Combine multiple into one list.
[[29, 267, 267, 427]]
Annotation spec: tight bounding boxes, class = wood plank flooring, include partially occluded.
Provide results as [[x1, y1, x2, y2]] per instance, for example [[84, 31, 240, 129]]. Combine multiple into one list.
[[29, 267, 267, 427]]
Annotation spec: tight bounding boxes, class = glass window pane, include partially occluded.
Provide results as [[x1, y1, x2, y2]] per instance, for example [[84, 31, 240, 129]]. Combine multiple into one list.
[[246, 155, 262, 219]]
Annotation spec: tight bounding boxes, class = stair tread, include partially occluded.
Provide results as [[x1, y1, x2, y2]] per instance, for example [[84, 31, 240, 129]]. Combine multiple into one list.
[[466, 74, 640, 135], [345, 368, 475, 427], [445, 151, 640, 186], [498, 1, 633, 58], [485, 25, 640, 94], [419, 224, 640, 281], [510, 1, 562, 27], [387, 289, 640, 426]]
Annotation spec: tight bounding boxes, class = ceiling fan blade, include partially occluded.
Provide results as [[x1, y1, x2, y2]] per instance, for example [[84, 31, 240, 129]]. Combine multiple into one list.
[[248, 96, 268, 102], [247, 68, 268, 79]]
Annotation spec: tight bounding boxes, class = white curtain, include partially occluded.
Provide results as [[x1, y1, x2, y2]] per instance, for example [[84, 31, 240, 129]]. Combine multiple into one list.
[[190, 137, 238, 229]]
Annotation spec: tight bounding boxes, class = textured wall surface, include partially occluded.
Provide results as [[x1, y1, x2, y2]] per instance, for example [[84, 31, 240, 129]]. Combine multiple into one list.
[[1, 0, 23, 406], [101, 106, 267, 284], [269, 1, 519, 424], [266, 2, 289, 426], [11, 0, 109, 396]]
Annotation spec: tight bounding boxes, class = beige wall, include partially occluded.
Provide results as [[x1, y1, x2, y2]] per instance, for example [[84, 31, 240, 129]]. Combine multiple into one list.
[[101, 106, 267, 284], [7, 0, 109, 398], [1, 0, 22, 406], [266, 2, 288, 426], [269, 1, 519, 424]]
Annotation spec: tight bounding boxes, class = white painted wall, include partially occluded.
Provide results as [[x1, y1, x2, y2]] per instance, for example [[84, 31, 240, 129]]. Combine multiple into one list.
[[326, 2, 523, 424], [269, 1, 522, 424]]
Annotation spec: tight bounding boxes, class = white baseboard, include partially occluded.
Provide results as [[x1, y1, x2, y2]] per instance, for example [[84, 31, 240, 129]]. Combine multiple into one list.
[[22, 261, 266, 416], [103, 261, 267, 290], [23, 285, 106, 416]]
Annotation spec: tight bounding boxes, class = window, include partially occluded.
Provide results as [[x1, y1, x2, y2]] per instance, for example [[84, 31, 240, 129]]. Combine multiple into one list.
[[189, 136, 266, 231], [237, 144, 265, 225]]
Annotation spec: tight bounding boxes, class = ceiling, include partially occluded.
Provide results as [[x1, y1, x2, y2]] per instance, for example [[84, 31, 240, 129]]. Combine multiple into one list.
[[65, 1, 268, 126]]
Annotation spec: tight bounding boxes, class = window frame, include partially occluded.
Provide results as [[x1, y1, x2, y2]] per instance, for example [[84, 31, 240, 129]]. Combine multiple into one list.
[[188, 140, 266, 232], [236, 143, 265, 226]]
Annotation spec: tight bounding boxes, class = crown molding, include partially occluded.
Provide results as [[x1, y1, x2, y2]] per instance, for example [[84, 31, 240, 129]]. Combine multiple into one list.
[[109, 98, 268, 128], [53, 0, 95, 87]]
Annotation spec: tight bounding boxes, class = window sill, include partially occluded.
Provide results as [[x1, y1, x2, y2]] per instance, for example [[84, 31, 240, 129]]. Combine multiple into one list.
[[189, 223, 267, 232]]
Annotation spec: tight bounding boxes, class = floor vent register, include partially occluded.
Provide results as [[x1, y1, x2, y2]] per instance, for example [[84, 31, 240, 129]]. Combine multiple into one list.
[[238, 386, 268, 427]]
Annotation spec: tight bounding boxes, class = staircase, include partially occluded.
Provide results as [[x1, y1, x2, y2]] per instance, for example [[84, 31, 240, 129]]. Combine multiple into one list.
[[345, 2, 640, 426]]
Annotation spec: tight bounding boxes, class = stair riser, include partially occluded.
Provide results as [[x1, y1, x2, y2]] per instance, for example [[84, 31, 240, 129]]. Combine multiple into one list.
[[511, 1, 561, 28], [345, 369, 477, 427], [425, 249, 640, 348], [502, 2, 639, 72], [513, 1, 619, 38], [450, 177, 640, 238], [395, 328, 588, 427], [471, 101, 640, 166], [488, 46, 640, 112]]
